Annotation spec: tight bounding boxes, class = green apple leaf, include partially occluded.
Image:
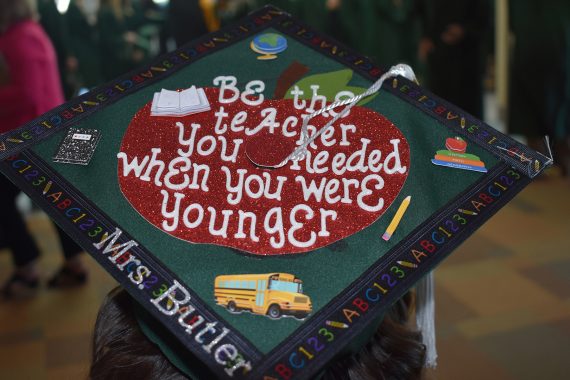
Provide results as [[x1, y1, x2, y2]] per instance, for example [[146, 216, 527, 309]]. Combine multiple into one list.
[[284, 69, 377, 106]]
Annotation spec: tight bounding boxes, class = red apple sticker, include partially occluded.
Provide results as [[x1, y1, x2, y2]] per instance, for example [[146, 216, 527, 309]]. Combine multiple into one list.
[[118, 78, 410, 255], [445, 137, 467, 153]]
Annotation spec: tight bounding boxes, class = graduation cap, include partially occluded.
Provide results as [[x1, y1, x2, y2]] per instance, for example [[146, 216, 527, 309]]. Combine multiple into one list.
[[0, 6, 553, 379]]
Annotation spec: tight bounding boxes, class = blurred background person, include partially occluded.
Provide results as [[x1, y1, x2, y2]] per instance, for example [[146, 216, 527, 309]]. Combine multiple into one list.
[[338, 0, 421, 69], [217, 0, 336, 36], [216, 0, 254, 27], [35, 0, 103, 97], [36, 0, 78, 98], [97, 0, 147, 81], [272, 0, 338, 36], [0, 0, 87, 298], [64, 0, 103, 95], [167, 0, 208, 48], [508, 0, 570, 176], [417, 0, 491, 119]]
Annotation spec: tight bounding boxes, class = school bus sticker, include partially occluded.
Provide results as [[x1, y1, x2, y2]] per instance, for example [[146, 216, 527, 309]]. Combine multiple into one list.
[[214, 273, 312, 319]]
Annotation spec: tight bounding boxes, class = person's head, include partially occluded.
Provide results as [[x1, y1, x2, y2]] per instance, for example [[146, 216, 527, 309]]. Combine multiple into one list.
[[100, 0, 131, 20], [90, 287, 187, 380], [91, 287, 426, 380], [0, 0, 37, 34]]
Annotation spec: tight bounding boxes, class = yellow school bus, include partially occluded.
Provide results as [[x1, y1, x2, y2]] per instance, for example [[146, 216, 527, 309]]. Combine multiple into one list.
[[214, 273, 312, 319]]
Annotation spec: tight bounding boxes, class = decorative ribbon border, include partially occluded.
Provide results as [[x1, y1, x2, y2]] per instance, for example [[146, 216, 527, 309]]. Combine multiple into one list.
[[0, 6, 549, 379]]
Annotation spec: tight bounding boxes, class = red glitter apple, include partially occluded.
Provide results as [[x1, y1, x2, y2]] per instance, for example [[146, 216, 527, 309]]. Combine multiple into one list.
[[118, 88, 410, 255], [445, 136, 467, 153]]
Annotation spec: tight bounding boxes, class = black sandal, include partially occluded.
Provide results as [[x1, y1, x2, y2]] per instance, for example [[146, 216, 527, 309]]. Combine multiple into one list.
[[1, 272, 39, 299], [47, 266, 88, 288]]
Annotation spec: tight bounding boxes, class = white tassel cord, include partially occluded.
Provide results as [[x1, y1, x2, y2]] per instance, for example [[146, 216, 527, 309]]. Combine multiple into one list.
[[415, 271, 438, 368], [273, 64, 418, 168]]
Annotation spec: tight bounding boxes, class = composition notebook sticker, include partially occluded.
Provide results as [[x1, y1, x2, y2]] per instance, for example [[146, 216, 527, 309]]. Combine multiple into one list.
[[52, 128, 101, 165], [0, 6, 552, 380]]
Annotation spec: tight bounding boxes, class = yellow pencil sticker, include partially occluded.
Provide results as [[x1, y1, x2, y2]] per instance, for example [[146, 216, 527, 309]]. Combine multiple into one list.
[[42, 180, 53, 195], [396, 260, 418, 269], [382, 195, 411, 241], [325, 320, 349, 329]]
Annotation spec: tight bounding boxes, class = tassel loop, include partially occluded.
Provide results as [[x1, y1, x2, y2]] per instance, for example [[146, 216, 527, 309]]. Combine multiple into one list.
[[416, 271, 438, 368]]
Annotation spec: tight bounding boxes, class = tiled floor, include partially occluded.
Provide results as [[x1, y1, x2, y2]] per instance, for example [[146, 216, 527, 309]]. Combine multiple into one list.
[[0, 217, 117, 380], [427, 174, 570, 380], [0, 175, 569, 379]]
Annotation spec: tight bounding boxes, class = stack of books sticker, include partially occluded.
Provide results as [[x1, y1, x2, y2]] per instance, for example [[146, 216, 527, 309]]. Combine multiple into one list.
[[151, 86, 210, 117], [431, 137, 487, 173]]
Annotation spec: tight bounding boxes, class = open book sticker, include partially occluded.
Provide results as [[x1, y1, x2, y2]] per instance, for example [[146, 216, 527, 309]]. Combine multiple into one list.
[[151, 86, 211, 117]]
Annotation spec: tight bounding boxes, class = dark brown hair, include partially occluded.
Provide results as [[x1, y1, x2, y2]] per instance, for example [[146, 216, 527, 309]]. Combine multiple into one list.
[[0, 0, 36, 34], [90, 287, 187, 380], [91, 288, 425, 380]]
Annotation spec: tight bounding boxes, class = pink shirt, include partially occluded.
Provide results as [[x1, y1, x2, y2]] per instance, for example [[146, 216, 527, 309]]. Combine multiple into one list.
[[0, 20, 64, 134]]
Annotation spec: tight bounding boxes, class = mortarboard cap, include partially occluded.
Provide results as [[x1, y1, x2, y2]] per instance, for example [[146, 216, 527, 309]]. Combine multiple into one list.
[[0, 6, 552, 379]]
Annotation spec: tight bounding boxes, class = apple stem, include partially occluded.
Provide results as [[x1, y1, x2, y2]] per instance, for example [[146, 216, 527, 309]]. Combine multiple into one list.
[[273, 61, 310, 99]]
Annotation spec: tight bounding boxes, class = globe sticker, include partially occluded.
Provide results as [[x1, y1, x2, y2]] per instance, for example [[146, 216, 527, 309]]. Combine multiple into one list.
[[250, 33, 288, 60]]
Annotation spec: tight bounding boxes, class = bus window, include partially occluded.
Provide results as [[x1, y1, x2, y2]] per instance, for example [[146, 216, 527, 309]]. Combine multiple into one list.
[[269, 280, 301, 293]]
